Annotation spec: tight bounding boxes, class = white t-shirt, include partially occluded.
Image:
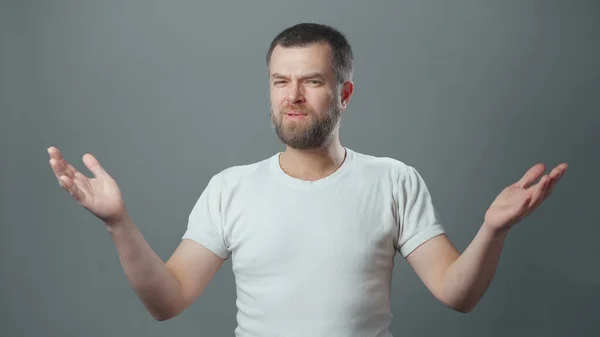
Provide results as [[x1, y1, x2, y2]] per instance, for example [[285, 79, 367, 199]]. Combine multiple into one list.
[[182, 148, 445, 337]]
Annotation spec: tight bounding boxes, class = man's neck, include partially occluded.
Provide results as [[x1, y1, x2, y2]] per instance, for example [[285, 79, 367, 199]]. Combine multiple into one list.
[[279, 140, 346, 181]]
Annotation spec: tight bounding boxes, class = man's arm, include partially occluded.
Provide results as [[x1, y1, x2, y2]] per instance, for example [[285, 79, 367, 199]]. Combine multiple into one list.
[[405, 162, 567, 313], [47, 146, 225, 321], [109, 213, 225, 321], [405, 227, 505, 313]]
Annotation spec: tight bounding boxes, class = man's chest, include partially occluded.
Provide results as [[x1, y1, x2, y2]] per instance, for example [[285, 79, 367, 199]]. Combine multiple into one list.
[[221, 183, 400, 276]]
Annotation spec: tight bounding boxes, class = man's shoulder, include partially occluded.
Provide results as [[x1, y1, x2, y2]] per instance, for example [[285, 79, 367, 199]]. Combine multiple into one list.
[[350, 149, 429, 193], [211, 154, 276, 186], [351, 148, 414, 177]]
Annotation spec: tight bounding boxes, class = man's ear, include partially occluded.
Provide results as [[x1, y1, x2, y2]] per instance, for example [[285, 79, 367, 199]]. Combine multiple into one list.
[[340, 81, 354, 109]]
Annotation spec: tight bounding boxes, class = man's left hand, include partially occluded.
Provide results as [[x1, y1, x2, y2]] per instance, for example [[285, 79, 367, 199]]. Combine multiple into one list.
[[483, 162, 568, 233]]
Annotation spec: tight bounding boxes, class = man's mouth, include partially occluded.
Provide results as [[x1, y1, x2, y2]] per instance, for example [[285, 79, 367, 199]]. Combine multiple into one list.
[[285, 111, 308, 119], [286, 110, 307, 115]]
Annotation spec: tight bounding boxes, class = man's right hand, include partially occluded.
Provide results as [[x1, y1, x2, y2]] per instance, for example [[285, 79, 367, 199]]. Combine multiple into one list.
[[48, 146, 127, 226], [48, 146, 225, 320]]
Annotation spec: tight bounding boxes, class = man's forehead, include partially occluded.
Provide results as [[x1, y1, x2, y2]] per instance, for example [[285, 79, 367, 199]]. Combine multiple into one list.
[[269, 43, 334, 76], [271, 43, 331, 62]]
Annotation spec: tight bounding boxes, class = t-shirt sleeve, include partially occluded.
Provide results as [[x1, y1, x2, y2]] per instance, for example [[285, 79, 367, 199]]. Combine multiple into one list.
[[182, 174, 230, 259], [396, 166, 446, 257]]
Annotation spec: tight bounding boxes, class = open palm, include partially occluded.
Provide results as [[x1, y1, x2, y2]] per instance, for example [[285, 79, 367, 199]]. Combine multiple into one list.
[[484, 162, 568, 232], [48, 146, 126, 224]]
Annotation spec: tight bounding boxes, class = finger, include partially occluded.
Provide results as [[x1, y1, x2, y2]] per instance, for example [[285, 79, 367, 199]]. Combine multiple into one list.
[[49, 158, 67, 181], [515, 163, 546, 189], [82, 153, 109, 179], [557, 162, 568, 176], [541, 166, 561, 200], [71, 175, 90, 203], [59, 176, 86, 203], [65, 163, 82, 179], [548, 163, 567, 179], [545, 163, 568, 198], [528, 175, 550, 211], [48, 147, 76, 180], [47, 146, 64, 161], [55, 158, 77, 180], [544, 177, 557, 199], [73, 171, 92, 191]]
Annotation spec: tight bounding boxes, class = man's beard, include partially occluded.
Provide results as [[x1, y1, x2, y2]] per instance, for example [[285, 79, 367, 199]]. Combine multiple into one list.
[[270, 99, 342, 150]]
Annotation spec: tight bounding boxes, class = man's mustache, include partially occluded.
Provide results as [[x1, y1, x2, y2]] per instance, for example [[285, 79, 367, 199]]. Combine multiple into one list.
[[281, 105, 313, 114]]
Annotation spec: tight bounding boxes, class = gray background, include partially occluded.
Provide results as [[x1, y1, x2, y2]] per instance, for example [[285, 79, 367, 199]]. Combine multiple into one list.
[[1, 0, 599, 336]]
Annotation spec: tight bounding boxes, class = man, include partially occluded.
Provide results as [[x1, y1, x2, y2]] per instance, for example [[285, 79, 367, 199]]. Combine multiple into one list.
[[47, 23, 567, 336]]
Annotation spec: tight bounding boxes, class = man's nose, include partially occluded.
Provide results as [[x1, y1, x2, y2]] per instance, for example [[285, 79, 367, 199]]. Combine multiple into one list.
[[286, 82, 305, 104]]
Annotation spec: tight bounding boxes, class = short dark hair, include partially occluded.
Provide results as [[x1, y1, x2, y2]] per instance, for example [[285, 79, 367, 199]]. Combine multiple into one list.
[[266, 23, 354, 84]]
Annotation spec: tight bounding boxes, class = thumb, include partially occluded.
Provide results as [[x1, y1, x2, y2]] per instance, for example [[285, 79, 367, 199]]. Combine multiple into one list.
[[82, 153, 109, 178]]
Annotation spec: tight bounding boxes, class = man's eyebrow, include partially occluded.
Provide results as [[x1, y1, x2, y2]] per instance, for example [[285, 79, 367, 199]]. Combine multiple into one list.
[[270, 73, 287, 79], [270, 72, 326, 80]]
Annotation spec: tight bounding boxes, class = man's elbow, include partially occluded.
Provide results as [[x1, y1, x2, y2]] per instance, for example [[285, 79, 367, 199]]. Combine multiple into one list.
[[452, 305, 475, 314], [439, 292, 477, 313], [446, 300, 477, 314], [149, 305, 184, 322], [153, 313, 174, 322], [150, 310, 171, 321]]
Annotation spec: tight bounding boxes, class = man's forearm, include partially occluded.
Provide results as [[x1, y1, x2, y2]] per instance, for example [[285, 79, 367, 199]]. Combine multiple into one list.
[[106, 213, 184, 320], [440, 224, 507, 312]]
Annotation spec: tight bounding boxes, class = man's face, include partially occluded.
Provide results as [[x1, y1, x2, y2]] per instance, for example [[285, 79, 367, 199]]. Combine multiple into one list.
[[268, 42, 346, 149]]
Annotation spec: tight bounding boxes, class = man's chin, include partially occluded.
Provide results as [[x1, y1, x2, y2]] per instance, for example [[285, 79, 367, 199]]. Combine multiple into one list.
[[279, 132, 334, 150]]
